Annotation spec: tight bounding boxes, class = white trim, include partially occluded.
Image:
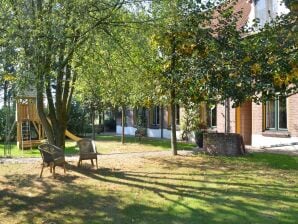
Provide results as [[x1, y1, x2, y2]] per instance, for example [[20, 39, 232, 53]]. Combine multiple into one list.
[[116, 125, 182, 140], [251, 134, 298, 147], [116, 125, 136, 136]]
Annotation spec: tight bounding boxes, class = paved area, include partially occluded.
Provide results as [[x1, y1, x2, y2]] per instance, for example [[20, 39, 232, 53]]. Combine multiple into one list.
[[246, 145, 298, 156]]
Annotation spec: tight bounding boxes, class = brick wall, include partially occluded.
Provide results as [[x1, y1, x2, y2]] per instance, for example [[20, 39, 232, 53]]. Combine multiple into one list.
[[288, 94, 298, 137], [216, 101, 236, 133], [217, 103, 225, 132], [252, 103, 263, 135], [203, 133, 245, 156]]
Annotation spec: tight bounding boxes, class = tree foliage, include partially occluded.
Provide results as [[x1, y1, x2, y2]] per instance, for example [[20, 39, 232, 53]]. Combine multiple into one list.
[[0, 0, 137, 147]]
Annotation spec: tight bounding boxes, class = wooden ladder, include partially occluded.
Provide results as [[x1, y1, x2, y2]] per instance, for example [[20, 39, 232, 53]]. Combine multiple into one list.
[[21, 119, 32, 150]]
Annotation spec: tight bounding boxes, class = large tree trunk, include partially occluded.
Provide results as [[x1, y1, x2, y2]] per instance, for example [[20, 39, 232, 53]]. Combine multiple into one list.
[[36, 63, 76, 149], [121, 106, 125, 144], [170, 90, 178, 155], [36, 78, 55, 145]]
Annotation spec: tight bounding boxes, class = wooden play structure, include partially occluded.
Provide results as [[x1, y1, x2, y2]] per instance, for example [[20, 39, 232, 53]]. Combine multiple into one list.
[[16, 96, 45, 149], [15, 96, 81, 149]]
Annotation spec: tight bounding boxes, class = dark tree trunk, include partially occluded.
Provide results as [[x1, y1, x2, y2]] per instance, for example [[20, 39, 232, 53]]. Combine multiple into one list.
[[102, 111, 105, 133], [161, 106, 164, 139], [169, 33, 178, 156], [121, 106, 125, 144], [91, 107, 96, 140], [36, 63, 76, 149], [170, 90, 177, 156], [3, 80, 8, 107], [36, 79, 55, 145]]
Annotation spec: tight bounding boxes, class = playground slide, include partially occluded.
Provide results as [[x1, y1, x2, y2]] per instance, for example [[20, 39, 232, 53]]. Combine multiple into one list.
[[65, 130, 82, 142]]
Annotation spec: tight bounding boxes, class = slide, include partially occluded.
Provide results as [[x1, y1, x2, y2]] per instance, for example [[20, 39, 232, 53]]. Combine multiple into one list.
[[65, 130, 82, 142]]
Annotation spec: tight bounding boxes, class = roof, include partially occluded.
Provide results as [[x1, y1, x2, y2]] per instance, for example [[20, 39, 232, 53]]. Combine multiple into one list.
[[235, 0, 252, 29]]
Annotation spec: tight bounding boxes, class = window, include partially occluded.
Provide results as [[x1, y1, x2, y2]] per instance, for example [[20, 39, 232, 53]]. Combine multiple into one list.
[[207, 105, 217, 128], [255, 0, 276, 27], [265, 97, 287, 130], [152, 106, 160, 126], [175, 105, 180, 125]]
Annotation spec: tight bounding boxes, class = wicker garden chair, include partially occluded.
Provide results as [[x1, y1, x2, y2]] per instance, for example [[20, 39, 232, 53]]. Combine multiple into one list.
[[77, 139, 98, 169], [38, 143, 66, 178]]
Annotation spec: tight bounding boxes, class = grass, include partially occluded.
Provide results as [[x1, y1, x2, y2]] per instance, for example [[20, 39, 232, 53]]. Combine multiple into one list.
[[95, 135, 195, 154], [0, 152, 297, 224], [0, 135, 195, 158], [0, 142, 78, 158]]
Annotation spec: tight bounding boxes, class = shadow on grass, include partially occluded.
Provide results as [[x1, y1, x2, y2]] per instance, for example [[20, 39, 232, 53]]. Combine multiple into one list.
[[1, 156, 298, 224], [0, 173, 121, 224], [212, 153, 298, 170], [0, 142, 79, 158], [247, 153, 298, 170], [96, 134, 195, 150], [67, 161, 298, 224]]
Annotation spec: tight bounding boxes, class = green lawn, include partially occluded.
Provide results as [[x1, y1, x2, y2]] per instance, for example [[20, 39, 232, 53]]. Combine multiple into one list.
[[0, 152, 297, 223], [0, 142, 78, 158], [0, 135, 195, 158]]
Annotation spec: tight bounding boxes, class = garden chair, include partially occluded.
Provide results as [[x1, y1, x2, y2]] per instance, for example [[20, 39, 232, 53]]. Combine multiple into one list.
[[38, 143, 66, 178], [77, 139, 98, 169]]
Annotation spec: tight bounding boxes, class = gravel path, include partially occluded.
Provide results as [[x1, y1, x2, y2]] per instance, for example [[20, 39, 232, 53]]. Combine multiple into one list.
[[1, 146, 297, 164]]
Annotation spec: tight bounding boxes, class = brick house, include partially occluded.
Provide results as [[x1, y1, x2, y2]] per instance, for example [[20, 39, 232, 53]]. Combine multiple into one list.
[[215, 0, 294, 147], [117, 0, 295, 148], [116, 106, 184, 140]]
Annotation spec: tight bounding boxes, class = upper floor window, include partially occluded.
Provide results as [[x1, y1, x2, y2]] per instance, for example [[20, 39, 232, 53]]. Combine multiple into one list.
[[265, 97, 287, 130]]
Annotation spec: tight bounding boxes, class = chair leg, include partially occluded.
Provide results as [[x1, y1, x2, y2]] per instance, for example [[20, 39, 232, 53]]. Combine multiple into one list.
[[96, 158, 98, 170], [91, 159, 94, 166], [40, 163, 44, 178], [64, 163, 66, 174], [78, 159, 81, 167]]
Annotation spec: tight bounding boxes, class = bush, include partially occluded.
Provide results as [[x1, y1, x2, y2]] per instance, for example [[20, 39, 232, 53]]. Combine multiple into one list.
[[0, 108, 6, 140], [0, 107, 16, 141]]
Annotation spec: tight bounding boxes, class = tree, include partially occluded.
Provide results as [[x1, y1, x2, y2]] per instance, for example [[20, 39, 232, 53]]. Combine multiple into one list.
[[73, 3, 157, 144], [150, 0, 232, 154], [204, 0, 298, 105], [0, 0, 135, 148]]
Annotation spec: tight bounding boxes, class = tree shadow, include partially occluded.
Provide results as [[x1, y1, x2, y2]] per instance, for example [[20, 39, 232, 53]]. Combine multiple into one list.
[[242, 153, 298, 170], [67, 162, 298, 224], [0, 173, 121, 224], [1, 155, 297, 224], [95, 134, 195, 150], [146, 152, 298, 171]]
